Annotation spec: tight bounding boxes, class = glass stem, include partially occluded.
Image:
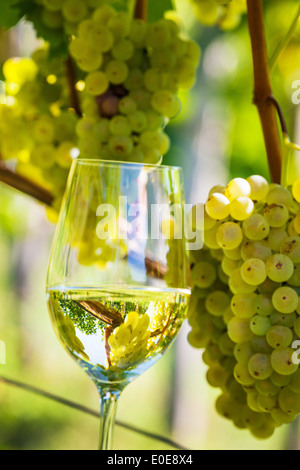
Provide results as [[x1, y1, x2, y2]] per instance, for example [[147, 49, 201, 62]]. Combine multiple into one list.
[[98, 389, 120, 451]]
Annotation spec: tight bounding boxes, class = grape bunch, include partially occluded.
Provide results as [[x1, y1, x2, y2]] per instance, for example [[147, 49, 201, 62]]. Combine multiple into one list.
[[69, 4, 200, 163], [188, 175, 300, 439], [190, 0, 246, 30], [0, 47, 80, 216]]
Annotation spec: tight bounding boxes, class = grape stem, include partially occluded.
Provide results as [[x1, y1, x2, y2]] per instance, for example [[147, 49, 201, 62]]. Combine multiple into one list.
[[134, 0, 147, 20], [0, 160, 54, 206], [65, 56, 82, 117], [246, 0, 282, 184]]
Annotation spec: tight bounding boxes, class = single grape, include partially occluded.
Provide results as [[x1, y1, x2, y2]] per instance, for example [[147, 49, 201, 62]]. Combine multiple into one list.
[[241, 258, 267, 286], [228, 316, 253, 344], [254, 294, 274, 317], [265, 253, 294, 283], [250, 315, 271, 336], [216, 221, 243, 250], [271, 348, 298, 375], [225, 178, 251, 201], [205, 193, 230, 220], [266, 186, 293, 207], [280, 236, 300, 264], [191, 261, 217, 288], [234, 342, 254, 365], [272, 286, 298, 314], [231, 293, 257, 319], [205, 290, 231, 317], [234, 363, 255, 386], [279, 386, 300, 414], [268, 228, 288, 252], [246, 175, 269, 201], [230, 196, 254, 221], [242, 214, 270, 241], [229, 268, 257, 295], [264, 204, 289, 228], [241, 240, 272, 262], [266, 325, 293, 349]]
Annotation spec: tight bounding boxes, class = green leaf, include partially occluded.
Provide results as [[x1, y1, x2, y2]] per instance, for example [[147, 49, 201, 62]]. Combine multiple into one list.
[[0, 0, 26, 29], [147, 0, 175, 22]]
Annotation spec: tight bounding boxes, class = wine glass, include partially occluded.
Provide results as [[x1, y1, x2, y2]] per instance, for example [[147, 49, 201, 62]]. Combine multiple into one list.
[[46, 159, 191, 450]]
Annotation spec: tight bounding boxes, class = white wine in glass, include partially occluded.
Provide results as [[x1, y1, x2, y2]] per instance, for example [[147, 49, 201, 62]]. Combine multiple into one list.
[[46, 159, 190, 450]]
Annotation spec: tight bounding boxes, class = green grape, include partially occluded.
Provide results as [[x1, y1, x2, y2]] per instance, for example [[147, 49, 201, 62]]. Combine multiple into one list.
[[129, 19, 148, 45], [257, 394, 277, 412], [62, 0, 88, 22], [191, 261, 217, 288], [204, 223, 222, 250], [85, 71, 109, 96], [241, 258, 267, 286], [242, 214, 270, 241], [225, 178, 251, 201], [205, 193, 230, 220], [140, 129, 163, 148], [271, 408, 296, 425], [265, 253, 294, 283], [108, 11, 131, 40], [287, 369, 300, 394], [250, 315, 271, 336], [255, 379, 279, 398], [228, 316, 253, 344], [251, 335, 272, 354], [254, 294, 274, 317], [188, 329, 209, 349], [272, 286, 298, 314], [108, 135, 133, 158], [294, 316, 300, 337], [231, 293, 257, 319], [109, 115, 131, 136], [292, 178, 300, 203], [280, 236, 300, 264], [151, 90, 180, 119], [270, 311, 297, 328], [234, 341, 254, 366], [268, 228, 288, 252], [241, 240, 272, 262], [270, 371, 291, 387], [218, 332, 235, 356], [205, 290, 230, 317], [264, 204, 289, 228], [250, 419, 275, 439], [32, 119, 55, 146], [88, 24, 115, 53], [223, 246, 241, 260], [246, 175, 269, 201], [271, 348, 298, 376], [118, 96, 137, 115], [247, 392, 261, 412], [229, 268, 257, 295], [127, 111, 147, 133], [216, 222, 243, 250], [266, 325, 293, 349], [145, 20, 172, 49], [230, 196, 254, 221], [206, 365, 229, 388], [124, 69, 144, 91], [266, 186, 293, 207], [93, 4, 116, 23], [221, 256, 241, 276], [30, 144, 56, 169], [279, 386, 300, 414], [288, 264, 300, 287], [144, 68, 167, 93], [234, 363, 255, 386], [105, 60, 129, 85]]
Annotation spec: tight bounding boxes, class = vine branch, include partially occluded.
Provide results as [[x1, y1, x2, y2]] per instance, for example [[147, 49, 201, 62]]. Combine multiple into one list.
[[0, 375, 188, 450], [0, 161, 54, 206], [134, 0, 147, 20], [246, 0, 283, 184], [65, 56, 82, 117]]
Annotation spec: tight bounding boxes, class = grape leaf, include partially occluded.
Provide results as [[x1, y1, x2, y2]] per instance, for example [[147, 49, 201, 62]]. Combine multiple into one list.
[[0, 0, 27, 29], [147, 0, 175, 22]]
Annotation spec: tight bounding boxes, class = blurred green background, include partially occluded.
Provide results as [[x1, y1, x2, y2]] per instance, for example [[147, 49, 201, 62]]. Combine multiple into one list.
[[1, 0, 300, 450]]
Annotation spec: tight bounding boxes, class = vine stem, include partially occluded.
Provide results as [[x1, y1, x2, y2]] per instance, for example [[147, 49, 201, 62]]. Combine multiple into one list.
[[0, 161, 53, 206], [134, 0, 147, 20], [65, 56, 82, 117], [0, 375, 188, 450], [246, 0, 282, 184]]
